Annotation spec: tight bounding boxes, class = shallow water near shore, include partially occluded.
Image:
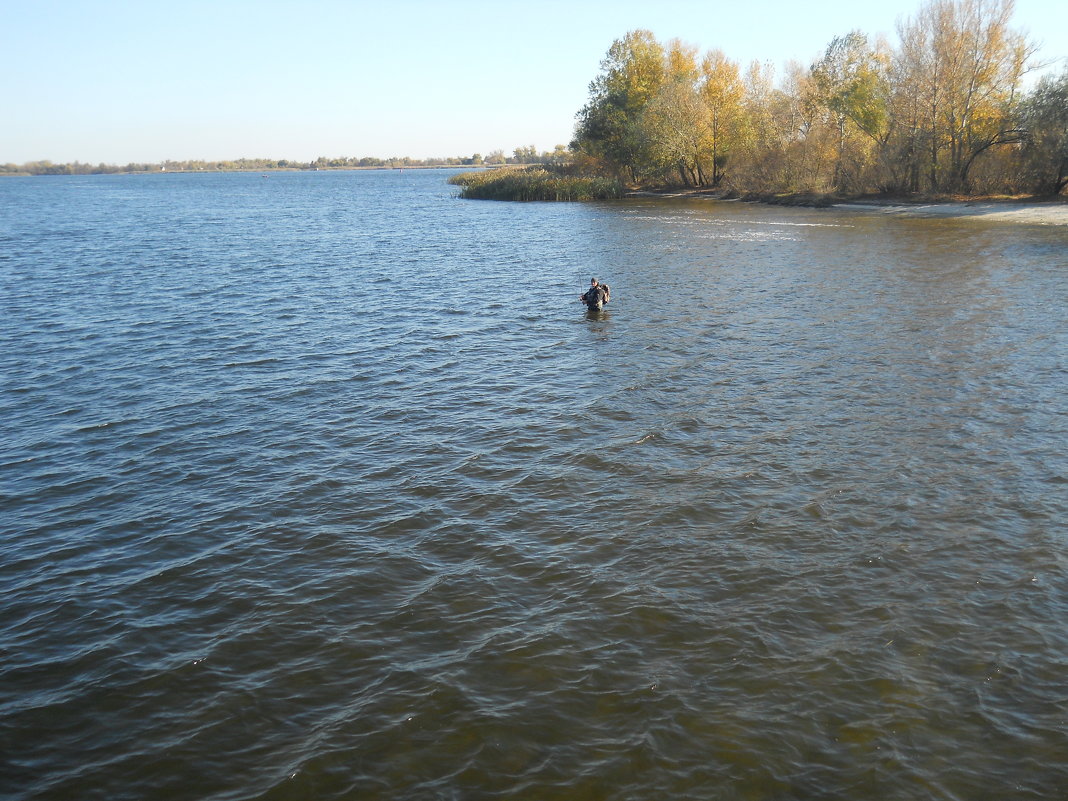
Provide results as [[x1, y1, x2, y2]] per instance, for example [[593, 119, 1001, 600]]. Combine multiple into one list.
[[2, 169, 1068, 800]]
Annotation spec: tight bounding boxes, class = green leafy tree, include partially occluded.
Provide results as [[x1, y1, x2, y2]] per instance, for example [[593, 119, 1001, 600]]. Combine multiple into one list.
[[811, 31, 893, 190], [573, 29, 666, 181]]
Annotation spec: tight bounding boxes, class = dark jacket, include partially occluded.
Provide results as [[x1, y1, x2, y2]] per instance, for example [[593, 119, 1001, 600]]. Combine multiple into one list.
[[582, 284, 608, 309]]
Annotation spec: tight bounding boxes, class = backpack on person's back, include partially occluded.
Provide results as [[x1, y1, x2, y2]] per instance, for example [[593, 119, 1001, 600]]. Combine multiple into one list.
[[580, 278, 611, 310]]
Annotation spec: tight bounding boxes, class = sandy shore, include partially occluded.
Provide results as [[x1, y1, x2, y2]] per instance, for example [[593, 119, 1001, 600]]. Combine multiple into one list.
[[628, 189, 1068, 225], [833, 199, 1068, 225]]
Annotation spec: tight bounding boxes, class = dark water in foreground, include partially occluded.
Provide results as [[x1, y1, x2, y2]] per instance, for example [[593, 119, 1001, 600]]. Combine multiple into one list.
[[2, 170, 1067, 800]]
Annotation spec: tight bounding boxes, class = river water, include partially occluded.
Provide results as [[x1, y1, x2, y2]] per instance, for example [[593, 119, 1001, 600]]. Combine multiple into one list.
[[2, 169, 1067, 800]]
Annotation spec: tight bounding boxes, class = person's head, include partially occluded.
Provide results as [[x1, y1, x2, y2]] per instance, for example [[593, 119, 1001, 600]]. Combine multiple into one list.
[[590, 278, 599, 286]]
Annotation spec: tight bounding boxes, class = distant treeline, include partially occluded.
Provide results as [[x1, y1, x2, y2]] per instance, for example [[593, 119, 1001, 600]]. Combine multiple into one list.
[[0, 145, 570, 177], [571, 0, 1068, 196]]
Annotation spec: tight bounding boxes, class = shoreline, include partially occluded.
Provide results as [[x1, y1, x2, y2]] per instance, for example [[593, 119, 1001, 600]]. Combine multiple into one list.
[[832, 198, 1068, 225], [626, 189, 1068, 225], [0, 165, 471, 178]]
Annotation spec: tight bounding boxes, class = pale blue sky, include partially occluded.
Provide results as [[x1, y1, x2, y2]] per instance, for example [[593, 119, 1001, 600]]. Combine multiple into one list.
[[3, 0, 1065, 165]]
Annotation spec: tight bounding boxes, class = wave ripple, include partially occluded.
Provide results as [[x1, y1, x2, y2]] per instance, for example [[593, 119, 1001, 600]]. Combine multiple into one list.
[[2, 171, 1068, 800]]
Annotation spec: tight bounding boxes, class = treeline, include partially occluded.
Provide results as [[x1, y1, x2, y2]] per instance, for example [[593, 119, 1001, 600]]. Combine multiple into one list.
[[572, 0, 1068, 196], [0, 145, 570, 177]]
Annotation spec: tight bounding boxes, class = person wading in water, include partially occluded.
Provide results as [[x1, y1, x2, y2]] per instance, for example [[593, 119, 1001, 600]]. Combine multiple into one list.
[[579, 277, 610, 311]]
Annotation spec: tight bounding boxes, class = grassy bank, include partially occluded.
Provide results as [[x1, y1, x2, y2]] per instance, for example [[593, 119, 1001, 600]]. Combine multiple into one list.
[[449, 168, 624, 201]]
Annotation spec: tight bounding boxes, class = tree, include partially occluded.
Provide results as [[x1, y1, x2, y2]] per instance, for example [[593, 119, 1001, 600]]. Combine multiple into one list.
[[640, 39, 709, 185], [573, 29, 666, 180], [733, 60, 802, 192], [894, 0, 1034, 192], [811, 31, 893, 191], [512, 145, 538, 163], [1019, 68, 1068, 193], [543, 144, 570, 168], [699, 49, 746, 186], [644, 74, 709, 185]]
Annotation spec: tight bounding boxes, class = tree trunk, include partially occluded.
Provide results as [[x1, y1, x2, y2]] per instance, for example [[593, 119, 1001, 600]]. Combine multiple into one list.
[[929, 134, 939, 191], [1055, 160, 1068, 194], [834, 115, 846, 191]]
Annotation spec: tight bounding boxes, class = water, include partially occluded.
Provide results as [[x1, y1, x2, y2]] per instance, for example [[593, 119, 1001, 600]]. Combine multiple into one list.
[[2, 169, 1067, 800]]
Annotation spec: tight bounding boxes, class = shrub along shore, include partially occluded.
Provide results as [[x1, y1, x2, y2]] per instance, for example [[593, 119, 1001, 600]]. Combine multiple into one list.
[[448, 168, 624, 201]]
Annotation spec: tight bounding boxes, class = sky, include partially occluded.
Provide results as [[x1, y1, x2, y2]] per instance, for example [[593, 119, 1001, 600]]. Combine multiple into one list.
[[3, 0, 1066, 165]]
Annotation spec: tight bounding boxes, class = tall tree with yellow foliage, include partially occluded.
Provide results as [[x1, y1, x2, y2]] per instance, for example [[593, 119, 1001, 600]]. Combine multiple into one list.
[[642, 40, 710, 185], [699, 50, 746, 187], [894, 0, 1032, 191]]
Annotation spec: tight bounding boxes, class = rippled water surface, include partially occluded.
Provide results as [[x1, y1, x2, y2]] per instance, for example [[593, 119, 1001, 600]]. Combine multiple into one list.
[[2, 170, 1068, 800]]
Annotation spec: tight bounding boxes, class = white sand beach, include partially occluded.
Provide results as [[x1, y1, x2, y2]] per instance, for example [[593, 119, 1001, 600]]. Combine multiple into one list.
[[834, 199, 1068, 225], [629, 189, 1068, 225]]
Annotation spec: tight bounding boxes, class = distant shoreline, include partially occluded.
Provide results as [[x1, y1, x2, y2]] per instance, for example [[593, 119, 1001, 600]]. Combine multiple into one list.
[[0, 165, 475, 178]]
